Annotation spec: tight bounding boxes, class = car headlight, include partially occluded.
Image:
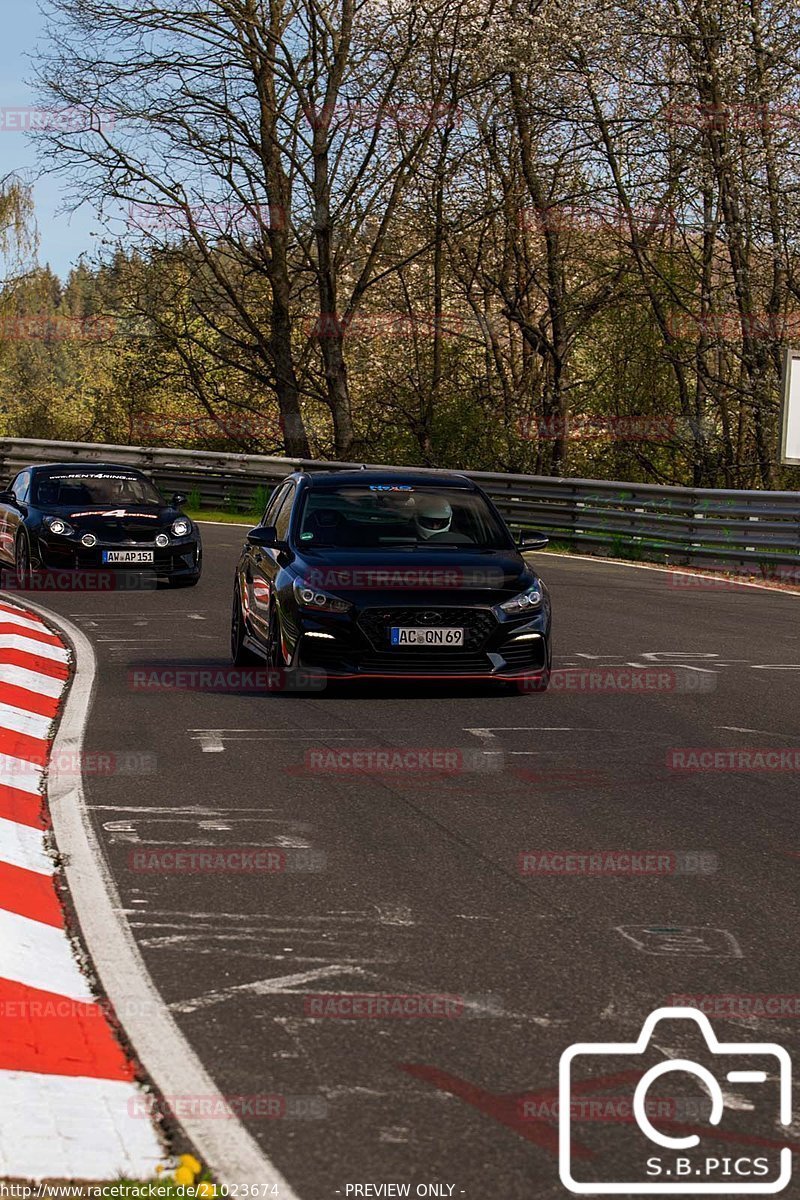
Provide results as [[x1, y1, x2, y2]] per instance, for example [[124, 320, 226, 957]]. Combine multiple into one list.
[[45, 517, 74, 537], [497, 585, 543, 615], [171, 518, 191, 537], [156, 533, 170, 548], [293, 578, 352, 614], [81, 533, 97, 548]]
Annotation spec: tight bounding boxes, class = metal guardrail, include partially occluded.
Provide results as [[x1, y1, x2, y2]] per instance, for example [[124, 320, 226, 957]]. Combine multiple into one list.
[[0, 436, 798, 569]]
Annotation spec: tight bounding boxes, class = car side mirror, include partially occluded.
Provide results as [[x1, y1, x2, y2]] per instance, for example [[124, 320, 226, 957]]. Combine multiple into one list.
[[247, 525, 280, 548], [517, 529, 549, 550], [0, 491, 13, 504], [172, 492, 187, 506]]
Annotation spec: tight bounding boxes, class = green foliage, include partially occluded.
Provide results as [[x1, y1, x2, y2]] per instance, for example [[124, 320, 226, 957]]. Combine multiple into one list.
[[0, 237, 790, 490], [251, 484, 270, 515], [608, 533, 646, 561]]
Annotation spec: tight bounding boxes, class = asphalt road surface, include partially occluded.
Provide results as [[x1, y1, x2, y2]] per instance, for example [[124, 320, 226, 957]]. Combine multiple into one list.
[[26, 524, 800, 1198]]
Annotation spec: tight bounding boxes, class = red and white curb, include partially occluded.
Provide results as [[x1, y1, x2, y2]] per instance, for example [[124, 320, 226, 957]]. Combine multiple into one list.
[[8, 596, 299, 1194], [0, 599, 164, 1180]]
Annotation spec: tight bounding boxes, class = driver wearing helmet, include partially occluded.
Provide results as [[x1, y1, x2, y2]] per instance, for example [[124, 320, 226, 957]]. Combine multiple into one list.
[[413, 495, 470, 543]]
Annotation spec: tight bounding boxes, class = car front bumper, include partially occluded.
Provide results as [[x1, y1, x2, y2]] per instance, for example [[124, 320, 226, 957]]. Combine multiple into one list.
[[288, 602, 551, 679], [36, 536, 202, 578]]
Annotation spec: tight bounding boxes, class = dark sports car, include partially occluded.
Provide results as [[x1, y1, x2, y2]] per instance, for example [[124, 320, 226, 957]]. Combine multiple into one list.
[[231, 468, 552, 688], [0, 462, 202, 586]]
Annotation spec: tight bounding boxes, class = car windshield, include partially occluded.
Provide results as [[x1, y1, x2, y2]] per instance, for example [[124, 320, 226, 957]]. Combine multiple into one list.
[[33, 472, 163, 507], [297, 484, 512, 549]]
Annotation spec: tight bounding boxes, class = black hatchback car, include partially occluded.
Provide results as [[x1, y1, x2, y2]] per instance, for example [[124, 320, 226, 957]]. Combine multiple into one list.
[[231, 469, 552, 687], [0, 462, 202, 586]]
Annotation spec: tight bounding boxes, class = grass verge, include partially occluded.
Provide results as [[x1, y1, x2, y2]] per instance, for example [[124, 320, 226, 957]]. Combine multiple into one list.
[[186, 509, 258, 525]]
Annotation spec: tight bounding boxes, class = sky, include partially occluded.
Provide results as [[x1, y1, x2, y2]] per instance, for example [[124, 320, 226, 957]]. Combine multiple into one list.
[[0, 0, 98, 280]]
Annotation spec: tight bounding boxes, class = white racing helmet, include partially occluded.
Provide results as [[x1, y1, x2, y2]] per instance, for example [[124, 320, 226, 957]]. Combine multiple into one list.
[[414, 495, 453, 539]]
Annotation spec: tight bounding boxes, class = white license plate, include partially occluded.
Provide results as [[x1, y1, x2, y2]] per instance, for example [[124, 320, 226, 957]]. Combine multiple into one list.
[[102, 550, 154, 564], [391, 627, 464, 646]]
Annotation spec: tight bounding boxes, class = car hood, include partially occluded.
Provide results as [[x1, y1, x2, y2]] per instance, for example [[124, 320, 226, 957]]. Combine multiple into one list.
[[293, 546, 540, 599], [50, 505, 182, 530]]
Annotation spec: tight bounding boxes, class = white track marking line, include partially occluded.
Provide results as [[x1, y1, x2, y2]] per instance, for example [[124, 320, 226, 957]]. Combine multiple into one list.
[[172, 965, 373, 1014], [197, 733, 224, 753], [190, 727, 372, 753], [91, 805, 279, 814], [541, 549, 800, 597], [25, 598, 302, 1194], [0, 1071, 163, 1182], [194, 735, 364, 752], [0, 814, 53, 874], [0, 699, 53, 740], [96, 638, 173, 643], [0, 907, 94, 1000], [0, 753, 45, 794], [465, 726, 603, 741], [70, 612, 210, 619], [0, 633, 69, 662], [717, 725, 800, 738], [0, 662, 66, 698], [196, 519, 253, 527]]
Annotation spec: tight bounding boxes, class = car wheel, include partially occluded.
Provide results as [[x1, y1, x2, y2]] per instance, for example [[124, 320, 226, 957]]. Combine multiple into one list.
[[14, 534, 30, 588], [231, 581, 260, 666]]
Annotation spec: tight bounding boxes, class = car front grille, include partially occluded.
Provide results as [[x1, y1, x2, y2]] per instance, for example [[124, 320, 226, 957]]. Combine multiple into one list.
[[76, 525, 161, 544], [358, 650, 494, 674], [358, 606, 497, 652]]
